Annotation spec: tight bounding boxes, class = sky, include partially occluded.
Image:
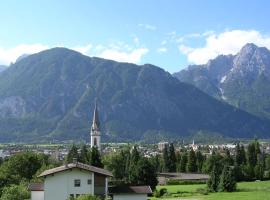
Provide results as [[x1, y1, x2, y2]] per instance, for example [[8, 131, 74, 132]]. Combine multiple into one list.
[[0, 0, 270, 73]]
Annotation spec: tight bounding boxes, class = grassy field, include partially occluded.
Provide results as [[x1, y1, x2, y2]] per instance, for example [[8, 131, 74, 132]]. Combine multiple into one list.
[[152, 180, 270, 200]]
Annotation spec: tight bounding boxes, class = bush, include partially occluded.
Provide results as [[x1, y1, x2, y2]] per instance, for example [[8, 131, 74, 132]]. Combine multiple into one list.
[[153, 188, 167, 197], [1, 184, 30, 200]]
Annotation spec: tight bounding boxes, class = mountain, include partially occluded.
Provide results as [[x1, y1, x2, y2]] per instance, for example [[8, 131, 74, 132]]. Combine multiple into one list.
[[15, 54, 30, 63], [0, 48, 269, 142], [174, 43, 270, 119], [0, 65, 7, 73]]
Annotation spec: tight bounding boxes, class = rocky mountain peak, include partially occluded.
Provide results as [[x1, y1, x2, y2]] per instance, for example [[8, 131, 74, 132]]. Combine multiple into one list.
[[174, 43, 270, 120], [233, 43, 270, 75]]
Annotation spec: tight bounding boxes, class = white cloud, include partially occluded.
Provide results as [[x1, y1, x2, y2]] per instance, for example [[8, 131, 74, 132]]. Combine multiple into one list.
[[98, 48, 149, 64], [138, 23, 157, 31], [72, 44, 92, 55], [161, 40, 167, 45], [0, 41, 149, 66], [133, 36, 139, 45], [157, 47, 167, 53], [0, 44, 49, 65], [179, 30, 270, 64]]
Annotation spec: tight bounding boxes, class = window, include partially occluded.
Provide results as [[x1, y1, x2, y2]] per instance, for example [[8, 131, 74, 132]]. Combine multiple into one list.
[[87, 179, 92, 185], [94, 138, 97, 146], [76, 194, 80, 198], [70, 194, 74, 198], [74, 179, 81, 187]]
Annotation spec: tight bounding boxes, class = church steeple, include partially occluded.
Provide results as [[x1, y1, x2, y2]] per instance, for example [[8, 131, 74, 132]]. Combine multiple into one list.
[[92, 99, 100, 132], [90, 99, 101, 150]]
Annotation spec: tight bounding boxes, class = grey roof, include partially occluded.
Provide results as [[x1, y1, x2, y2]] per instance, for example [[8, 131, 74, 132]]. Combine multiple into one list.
[[38, 162, 113, 177], [109, 186, 152, 194], [158, 172, 209, 180], [28, 183, 44, 191]]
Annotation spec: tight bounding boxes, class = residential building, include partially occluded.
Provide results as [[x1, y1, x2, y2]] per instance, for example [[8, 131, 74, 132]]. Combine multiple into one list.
[[29, 161, 112, 200]]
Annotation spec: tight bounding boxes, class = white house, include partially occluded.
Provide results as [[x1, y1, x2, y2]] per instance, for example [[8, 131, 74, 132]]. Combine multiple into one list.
[[109, 186, 152, 200], [29, 162, 113, 200]]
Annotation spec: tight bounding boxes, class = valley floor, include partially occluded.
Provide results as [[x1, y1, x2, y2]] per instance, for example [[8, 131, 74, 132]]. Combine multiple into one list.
[[152, 180, 270, 200]]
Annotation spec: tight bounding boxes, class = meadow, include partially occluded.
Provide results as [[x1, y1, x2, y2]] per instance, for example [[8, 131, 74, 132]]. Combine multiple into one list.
[[152, 180, 270, 200]]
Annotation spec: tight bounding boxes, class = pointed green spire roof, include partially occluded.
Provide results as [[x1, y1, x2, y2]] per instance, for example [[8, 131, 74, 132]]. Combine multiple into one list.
[[92, 99, 100, 131]]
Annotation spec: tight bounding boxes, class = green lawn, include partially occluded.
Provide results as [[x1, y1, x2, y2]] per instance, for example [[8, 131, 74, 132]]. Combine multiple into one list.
[[152, 180, 270, 200]]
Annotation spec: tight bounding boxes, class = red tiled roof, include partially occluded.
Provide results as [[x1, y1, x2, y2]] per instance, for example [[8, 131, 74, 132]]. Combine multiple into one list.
[[109, 186, 152, 194], [28, 183, 44, 191], [38, 162, 113, 177]]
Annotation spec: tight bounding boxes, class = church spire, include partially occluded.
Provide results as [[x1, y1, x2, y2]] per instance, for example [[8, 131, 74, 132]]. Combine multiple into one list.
[[92, 99, 100, 131], [90, 99, 101, 150]]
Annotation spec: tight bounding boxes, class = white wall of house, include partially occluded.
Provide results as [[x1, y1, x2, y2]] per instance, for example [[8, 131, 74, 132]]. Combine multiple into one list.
[[44, 169, 93, 200], [113, 194, 148, 200], [31, 191, 44, 200]]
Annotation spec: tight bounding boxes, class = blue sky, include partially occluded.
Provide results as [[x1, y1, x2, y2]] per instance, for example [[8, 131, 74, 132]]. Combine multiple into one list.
[[0, 0, 270, 72]]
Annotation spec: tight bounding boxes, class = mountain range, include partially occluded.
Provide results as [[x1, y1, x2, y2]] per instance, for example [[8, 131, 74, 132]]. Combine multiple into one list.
[[0, 47, 269, 142], [0, 65, 7, 73], [174, 43, 270, 120]]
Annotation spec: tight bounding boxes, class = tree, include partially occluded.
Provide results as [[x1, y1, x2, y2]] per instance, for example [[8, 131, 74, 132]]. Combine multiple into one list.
[[1, 184, 30, 200], [202, 151, 223, 174], [207, 164, 220, 192], [187, 149, 197, 172], [89, 147, 103, 168], [0, 152, 46, 188], [79, 144, 90, 164], [223, 149, 234, 166], [246, 139, 262, 179], [67, 144, 79, 163], [162, 145, 170, 172], [179, 152, 187, 172], [235, 143, 242, 166], [105, 149, 130, 182], [130, 146, 140, 165], [135, 158, 158, 189], [254, 154, 264, 180], [239, 145, 246, 165], [196, 151, 204, 172], [168, 143, 176, 172], [129, 146, 141, 184], [149, 155, 161, 173], [218, 165, 237, 192]]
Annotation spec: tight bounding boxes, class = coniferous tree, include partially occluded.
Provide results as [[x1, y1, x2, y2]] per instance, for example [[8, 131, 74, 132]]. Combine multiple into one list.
[[162, 145, 170, 172], [187, 149, 197, 172], [89, 147, 103, 168], [207, 164, 220, 192], [196, 151, 204, 172], [129, 146, 141, 184], [176, 152, 182, 172], [79, 145, 89, 164], [67, 144, 79, 163], [223, 149, 233, 166], [150, 155, 161, 173], [168, 143, 176, 172], [135, 157, 158, 189], [254, 153, 264, 180], [218, 165, 237, 192], [235, 143, 242, 166], [179, 152, 188, 172], [240, 145, 246, 165]]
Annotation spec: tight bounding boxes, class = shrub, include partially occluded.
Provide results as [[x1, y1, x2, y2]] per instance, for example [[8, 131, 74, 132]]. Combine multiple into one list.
[[153, 188, 167, 197]]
